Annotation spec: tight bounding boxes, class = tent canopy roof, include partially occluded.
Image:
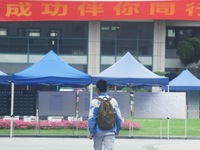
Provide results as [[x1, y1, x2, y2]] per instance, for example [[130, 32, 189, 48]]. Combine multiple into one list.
[[92, 52, 168, 86], [13, 50, 91, 86], [0, 71, 6, 75], [166, 69, 200, 91], [0, 71, 12, 84]]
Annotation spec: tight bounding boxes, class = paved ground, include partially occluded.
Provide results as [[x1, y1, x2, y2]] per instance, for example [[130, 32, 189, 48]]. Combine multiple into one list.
[[0, 137, 200, 150]]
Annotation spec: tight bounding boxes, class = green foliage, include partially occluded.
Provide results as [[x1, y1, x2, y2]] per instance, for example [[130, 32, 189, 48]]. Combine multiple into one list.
[[154, 71, 169, 76], [176, 37, 200, 66]]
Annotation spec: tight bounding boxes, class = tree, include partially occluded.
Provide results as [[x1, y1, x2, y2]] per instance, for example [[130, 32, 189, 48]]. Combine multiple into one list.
[[176, 37, 200, 66]]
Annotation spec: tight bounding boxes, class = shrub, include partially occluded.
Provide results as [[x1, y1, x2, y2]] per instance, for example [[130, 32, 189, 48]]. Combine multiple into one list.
[[122, 120, 141, 130], [0, 119, 10, 129], [0, 119, 141, 130]]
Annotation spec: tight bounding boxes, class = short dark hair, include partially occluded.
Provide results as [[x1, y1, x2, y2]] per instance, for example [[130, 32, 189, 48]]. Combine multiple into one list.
[[96, 79, 107, 93]]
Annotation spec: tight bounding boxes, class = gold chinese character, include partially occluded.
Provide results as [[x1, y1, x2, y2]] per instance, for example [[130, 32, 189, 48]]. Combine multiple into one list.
[[78, 2, 104, 16], [114, 2, 140, 16], [6, 2, 32, 17], [150, 3, 175, 16], [186, 2, 200, 16], [42, 2, 67, 16]]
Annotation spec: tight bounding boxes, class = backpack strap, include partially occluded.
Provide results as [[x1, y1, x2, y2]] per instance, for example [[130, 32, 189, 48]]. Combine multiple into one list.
[[96, 97, 103, 102], [96, 96, 112, 102], [107, 97, 112, 101]]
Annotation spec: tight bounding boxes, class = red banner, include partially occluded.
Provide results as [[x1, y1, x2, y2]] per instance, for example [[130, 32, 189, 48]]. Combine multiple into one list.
[[0, 0, 200, 21]]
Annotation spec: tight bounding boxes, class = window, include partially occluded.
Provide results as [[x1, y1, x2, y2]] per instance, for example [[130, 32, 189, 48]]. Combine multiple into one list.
[[62, 22, 88, 38], [117, 40, 137, 56], [49, 29, 61, 46], [59, 39, 87, 55], [18, 28, 40, 37], [166, 29, 176, 49], [101, 39, 115, 55], [167, 29, 175, 37], [138, 40, 153, 55], [50, 29, 61, 37], [101, 22, 153, 56], [0, 28, 7, 36], [165, 27, 199, 58], [166, 27, 195, 49], [29, 29, 40, 37], [2, 21, 88, 55]]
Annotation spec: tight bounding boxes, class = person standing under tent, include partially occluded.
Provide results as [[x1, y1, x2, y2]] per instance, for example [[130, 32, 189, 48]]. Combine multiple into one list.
[[88, 79, 123, 150]]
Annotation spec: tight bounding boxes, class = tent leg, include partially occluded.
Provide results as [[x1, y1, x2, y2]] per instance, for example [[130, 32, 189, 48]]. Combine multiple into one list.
[[185, 106, 187, 139], [160, 118, 162, 139], [167, 117, 170, 140], [87, 84, 93, 137], [10, 82, 14, 138]]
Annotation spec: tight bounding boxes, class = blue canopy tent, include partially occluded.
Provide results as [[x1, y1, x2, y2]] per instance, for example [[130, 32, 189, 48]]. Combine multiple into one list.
[[163, 69, 200, 134], [0, 71, 13, 137], [92, 52, 168, 86], [0, 70, 6, 75], [0, 71, 12, 84], [9, 50, 92, 137], [13, 50, 91, 86], [164, 69, 200, 91]]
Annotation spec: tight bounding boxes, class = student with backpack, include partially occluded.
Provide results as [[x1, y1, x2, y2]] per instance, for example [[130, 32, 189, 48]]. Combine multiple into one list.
[[88, 79, 123, 150]]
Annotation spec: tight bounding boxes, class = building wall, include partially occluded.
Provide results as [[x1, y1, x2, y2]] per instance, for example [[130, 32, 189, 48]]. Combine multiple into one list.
[[88, 21, 101, 76], [153, 20, 166, 72], [94, 21, 154, 73], [1, 20, 200, 75], [0, 21, 89, 74]]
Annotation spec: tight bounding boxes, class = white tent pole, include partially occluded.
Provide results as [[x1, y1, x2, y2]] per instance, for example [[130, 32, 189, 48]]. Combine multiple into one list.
[[185, 92, 187, 139], [160, 118, 162, 139], [90, 84, 93, 102], [167, 84, 170, 140], [167, 117, 170, 140], [10, 82, 14, 138], [185, 112, 187, 139], [129, 87, 133, 137], [87, 84, 93, 137]]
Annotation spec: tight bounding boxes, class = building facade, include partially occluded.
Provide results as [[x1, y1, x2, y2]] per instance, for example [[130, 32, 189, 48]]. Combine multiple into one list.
[[1, 20, 200, 76], [0, 1, 200, 76]]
